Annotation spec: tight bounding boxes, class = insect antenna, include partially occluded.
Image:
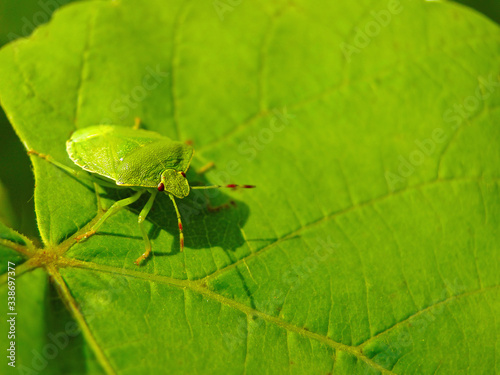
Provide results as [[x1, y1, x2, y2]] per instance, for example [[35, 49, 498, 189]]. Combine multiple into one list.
[[190, 184, 255, 190]]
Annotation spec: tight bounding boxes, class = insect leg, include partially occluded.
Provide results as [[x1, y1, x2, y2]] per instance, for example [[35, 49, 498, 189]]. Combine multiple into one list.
[[27, 149, 90, 180], [168, 194, 185, 252], [93, 182, 105, 212], [134, 190, 158, 265], [76, 190, 144, 242], [191, 184, 255, 190], [133, 117, 141, 129]]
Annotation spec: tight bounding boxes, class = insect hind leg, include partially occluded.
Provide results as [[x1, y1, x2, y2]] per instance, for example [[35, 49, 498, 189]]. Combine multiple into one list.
[[27, 149, 90, 180]]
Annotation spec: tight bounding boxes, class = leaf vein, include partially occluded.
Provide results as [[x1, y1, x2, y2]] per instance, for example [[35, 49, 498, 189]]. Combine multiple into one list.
[[358, 284, 499, 348]]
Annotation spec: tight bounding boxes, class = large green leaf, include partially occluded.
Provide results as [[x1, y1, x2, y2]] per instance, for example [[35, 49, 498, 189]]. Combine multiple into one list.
[[0, 0, 498, 374]]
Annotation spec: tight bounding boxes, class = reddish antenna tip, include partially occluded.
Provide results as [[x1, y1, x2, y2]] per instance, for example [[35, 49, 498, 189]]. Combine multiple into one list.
[[181, 172, 186, 177], [243, 185, 256, 188], [158, 182, 165, 192]]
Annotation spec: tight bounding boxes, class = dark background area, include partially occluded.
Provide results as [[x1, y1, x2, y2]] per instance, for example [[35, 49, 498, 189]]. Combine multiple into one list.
[[0, 0, 498, 244]]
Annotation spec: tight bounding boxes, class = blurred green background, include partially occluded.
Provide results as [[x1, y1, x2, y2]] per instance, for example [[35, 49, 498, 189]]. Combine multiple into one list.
[[0, 0, 499, 244]]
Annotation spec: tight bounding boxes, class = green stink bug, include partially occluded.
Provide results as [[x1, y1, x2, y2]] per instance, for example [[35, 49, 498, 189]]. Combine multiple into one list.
[[28, 119, 254, 265]]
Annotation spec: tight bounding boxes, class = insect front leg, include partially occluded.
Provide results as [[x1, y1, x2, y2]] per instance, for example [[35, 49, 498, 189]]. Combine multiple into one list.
[[134, 190, 158, 265], [168, 194, 185, 253], [76, 190, 144, 243]]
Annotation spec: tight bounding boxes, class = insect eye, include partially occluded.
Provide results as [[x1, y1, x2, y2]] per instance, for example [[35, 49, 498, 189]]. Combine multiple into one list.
[[157, 182, 165, 192], [180, 172, 186, 178]]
